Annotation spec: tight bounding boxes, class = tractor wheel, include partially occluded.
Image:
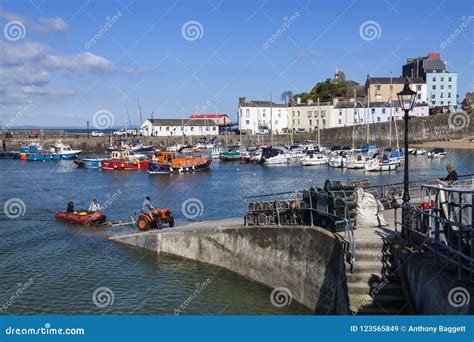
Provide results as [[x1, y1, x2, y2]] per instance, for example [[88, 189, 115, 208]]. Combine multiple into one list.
[[137, 216, 150, 231], [169, 219, 175, 228]]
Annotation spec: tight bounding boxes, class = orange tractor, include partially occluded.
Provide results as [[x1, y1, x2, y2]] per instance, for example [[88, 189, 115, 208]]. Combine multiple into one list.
[[137, 208, 175, 230]]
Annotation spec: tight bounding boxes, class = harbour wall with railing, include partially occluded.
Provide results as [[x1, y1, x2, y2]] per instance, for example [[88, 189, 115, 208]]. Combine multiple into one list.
[[110, 220, 350, 314], [2, 112, 472, 152]]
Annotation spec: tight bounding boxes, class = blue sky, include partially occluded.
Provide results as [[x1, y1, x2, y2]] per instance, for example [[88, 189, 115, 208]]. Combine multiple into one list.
[[0, 0, 472, 128]]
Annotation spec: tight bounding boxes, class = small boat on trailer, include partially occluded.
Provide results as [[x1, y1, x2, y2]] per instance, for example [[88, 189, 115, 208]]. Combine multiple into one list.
[[148, 151, 211, 174], [55, 211, 106, 225]]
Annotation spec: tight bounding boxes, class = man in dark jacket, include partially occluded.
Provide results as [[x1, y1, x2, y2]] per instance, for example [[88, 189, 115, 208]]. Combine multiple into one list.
[[443, 164, 458, 182]]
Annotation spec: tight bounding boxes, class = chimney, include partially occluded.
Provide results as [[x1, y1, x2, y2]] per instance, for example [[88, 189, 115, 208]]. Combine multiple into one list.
[[239, 97, 246, 106], [428, 53, 440, 59]]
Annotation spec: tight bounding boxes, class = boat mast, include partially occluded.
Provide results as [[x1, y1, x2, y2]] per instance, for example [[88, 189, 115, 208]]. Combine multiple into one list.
[[317, 97, 321, 147], [123, 90, 132, 134], [270, 94, 274, 147], [181, 105, 185, 145], [352, 89, 356, 151], [136, 99, 143, 134], [389, 73, 393, 148], [366, 91, 370, 144]]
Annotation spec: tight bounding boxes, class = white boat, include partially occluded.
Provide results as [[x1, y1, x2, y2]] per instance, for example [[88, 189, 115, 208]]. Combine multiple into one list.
[[345, 154, 368, 169], [211, 147, 222, 159], [50, 142, 82, 159], [328, 154, 346, 168], [427, 148, 446, 158], [364, 155, 400, 172], [301, 152, 328, 166], [415, 149, 427, 155], [261, 148, 290, 165], [166, 144, 185, 152]]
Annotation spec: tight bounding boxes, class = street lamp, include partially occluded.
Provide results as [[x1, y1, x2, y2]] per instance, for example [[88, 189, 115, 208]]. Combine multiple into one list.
[[397, 78, 417, 236]]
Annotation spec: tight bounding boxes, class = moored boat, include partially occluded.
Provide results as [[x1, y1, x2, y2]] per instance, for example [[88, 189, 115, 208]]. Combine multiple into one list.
[[74, 157, 105, 169], [100, 150, 149, 170], [301, 152, 328, 166], [148, 151, 211, 174], [364, 154, 400, 172], [427, 148, 447, 158], [219, 146, 241, 161]]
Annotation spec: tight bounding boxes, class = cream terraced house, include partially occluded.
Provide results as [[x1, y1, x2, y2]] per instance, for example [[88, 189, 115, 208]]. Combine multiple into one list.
[[288, 99, 334, 132], [365, 76, 427, 104]]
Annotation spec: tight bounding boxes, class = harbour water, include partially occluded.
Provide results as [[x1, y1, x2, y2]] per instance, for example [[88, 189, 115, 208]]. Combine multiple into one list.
[[0, 150, 472, 315]]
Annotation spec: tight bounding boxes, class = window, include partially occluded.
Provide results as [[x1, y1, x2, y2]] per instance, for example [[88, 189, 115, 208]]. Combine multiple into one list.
[[322, 119, 326, 125], [245, 120, 249, 125], [338, 119, 342, 124], [371, 108, 375, 114], [339, 110, 342, 116], [321, 110, 326, 117], [431, 101, 435, 105], [308, 111, 312, 118], [309, 120, 312, 125], [417, 85, 422, 91], [382, 108, 385, 114], [448, 85, 452, 89], [448, 92, 451, 98], [432, 85, 436, 90], [432, 77, 436, 82], [297, 119, 300, 124], [376, 85, 381, 91], [441, 77, 444, 82], [191, 127, 194, 131], [440, 85, 444, 90], [213, 127, 216, 131], [417, 94, 421, 99], [377, 117, 381, 122], [440, 93, 444, 98], [360, 119, 363, 123], [297, 111, 300, 117], [246, 109, 250, 117], [431, 94, 436, 99], [448, 77, 452, 82], [275, 120, 278, 125], [166, 127, 169, 131]]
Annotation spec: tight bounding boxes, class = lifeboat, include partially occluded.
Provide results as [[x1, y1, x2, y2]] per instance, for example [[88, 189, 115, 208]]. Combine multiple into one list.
[[148, 151, 211, 174], [55, 211, 106, 224]]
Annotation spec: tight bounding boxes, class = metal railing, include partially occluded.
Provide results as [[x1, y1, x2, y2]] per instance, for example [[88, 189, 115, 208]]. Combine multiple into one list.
[[244, 188, 357, 270], [397, 182, 474, 281]]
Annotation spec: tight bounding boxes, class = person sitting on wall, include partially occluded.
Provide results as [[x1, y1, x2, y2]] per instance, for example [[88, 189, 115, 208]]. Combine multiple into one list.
[[441, 164, 458, 183], [67, 201, 75, 214]]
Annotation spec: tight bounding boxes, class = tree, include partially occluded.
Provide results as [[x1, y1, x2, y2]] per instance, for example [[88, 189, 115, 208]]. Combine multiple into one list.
[[280, 90, 294, 104]]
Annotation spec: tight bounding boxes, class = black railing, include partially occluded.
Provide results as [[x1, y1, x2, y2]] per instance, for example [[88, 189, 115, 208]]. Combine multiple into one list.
[[244, 186, 357, 270], [397, 183, 474, 281]]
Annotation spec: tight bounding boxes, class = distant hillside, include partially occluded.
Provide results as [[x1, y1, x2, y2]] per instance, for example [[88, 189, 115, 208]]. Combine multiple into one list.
[[294, 79, 365, 103]]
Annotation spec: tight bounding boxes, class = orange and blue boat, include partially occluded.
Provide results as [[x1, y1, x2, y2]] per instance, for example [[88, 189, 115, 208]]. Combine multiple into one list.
[[148, 151, 211, 174]]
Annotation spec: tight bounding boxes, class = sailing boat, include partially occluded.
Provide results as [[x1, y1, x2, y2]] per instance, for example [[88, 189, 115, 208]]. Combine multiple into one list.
[[345, 90, 368, 169]]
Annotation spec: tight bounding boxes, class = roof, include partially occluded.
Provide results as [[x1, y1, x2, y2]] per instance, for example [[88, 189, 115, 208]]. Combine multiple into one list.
[[189, 114, 229, 118], [145, 119, 218, 126], [239, 100, 287, 108], [366, 76, 425, 85], [334, 101, 366, 109]]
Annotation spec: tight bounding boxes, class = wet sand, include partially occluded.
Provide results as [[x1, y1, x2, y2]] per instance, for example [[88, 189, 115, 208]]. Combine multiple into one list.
[[412, 137, 474, 150]]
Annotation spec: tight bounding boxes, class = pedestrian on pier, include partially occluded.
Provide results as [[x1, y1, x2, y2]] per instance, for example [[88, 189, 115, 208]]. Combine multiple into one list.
[[441, 164, 458, 183]]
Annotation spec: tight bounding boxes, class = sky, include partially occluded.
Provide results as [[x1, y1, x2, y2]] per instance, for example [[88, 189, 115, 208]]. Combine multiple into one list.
[[0, 0, 473, 129]]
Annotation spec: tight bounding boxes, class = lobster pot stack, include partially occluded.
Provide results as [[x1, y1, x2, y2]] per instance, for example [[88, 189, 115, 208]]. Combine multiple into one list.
[[245, 199, 307, 226], [301, 180, 358, 232]]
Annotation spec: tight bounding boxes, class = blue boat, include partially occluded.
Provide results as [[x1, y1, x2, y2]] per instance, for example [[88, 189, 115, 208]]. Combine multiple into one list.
[[74, 158, 104, 169], [20, 142, 82, 161], [0, 152, 20, 159]]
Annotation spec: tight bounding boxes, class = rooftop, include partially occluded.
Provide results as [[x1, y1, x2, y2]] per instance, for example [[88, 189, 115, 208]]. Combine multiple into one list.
[[366, 76, 425, 85], [145, 118, 218, 126]]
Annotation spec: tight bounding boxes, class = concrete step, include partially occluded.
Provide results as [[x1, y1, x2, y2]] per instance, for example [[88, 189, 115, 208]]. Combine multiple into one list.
[[347, 272, 385, 283], [354, 239, 390, 250], [347, 281, 403, 295], [348, 260, 392, 274], [349, 293, 407, 308], [354, 250, 391, 262]]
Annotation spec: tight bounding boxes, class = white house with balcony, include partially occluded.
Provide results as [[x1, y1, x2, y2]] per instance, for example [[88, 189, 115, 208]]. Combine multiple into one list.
[[140, 118, 219, 137], [238, 97, 289, 134]]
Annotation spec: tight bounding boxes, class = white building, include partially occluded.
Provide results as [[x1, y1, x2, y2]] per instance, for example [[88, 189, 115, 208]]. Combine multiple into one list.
[[238, 97, 289, 134], [331, 100, 429, 128], [288, 99, 334, 132], [140, 119, 219, 137]]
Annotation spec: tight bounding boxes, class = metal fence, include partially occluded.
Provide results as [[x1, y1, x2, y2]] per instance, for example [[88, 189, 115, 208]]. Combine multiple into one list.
[[397, 182, 474, 281]]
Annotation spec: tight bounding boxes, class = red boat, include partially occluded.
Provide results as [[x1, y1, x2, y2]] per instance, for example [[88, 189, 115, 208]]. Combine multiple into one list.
[[55, 211, 106, 224], [100, 150, 149, 170]]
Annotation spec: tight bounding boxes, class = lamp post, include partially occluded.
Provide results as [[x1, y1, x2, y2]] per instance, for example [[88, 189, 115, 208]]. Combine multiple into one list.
[[397, 78, 417, 236], [86, 120, 89, 139]]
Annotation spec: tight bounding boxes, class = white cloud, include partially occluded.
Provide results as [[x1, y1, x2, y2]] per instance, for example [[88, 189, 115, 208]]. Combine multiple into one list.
[[0, 8, 69, 33]]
